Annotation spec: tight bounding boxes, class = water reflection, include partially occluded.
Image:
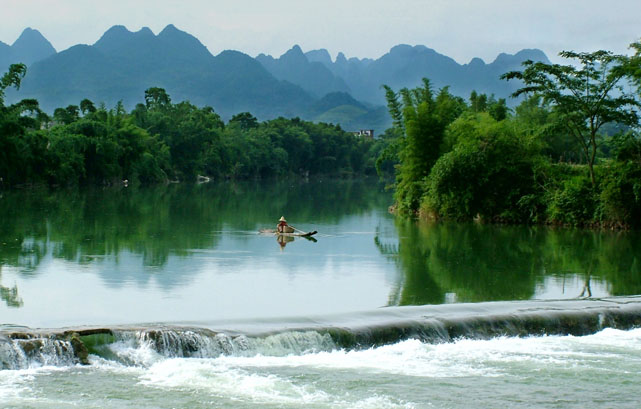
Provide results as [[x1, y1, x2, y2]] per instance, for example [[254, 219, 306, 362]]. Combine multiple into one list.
[[0, 178, 386, 281], [0, 267, 23, 308], [379, 219, 641, 306], [1, 179, 640, 316]]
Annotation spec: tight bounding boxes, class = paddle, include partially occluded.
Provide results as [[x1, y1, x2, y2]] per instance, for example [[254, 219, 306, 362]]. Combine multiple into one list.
[[291, 226, 318, 237], [290, 226, 307, 234]]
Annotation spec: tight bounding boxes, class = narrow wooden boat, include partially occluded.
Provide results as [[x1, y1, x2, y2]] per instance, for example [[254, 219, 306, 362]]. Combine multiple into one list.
[[259, 229, 318, 237], [281, 230, 317, 237]]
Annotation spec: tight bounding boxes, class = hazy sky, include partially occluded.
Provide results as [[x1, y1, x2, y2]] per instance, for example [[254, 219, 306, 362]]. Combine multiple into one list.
[[1, 0, 640, 64]]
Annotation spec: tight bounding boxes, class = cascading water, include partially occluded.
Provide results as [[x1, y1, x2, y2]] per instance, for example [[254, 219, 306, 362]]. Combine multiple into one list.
[[0, 336, 76, 370], [2, 297, 641, 371]]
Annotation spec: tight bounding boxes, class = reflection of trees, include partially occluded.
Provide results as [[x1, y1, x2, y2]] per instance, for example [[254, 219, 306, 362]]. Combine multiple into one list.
[[376, 223, 446, 305], [0, 178, 390, 288], [0, 285, 22, 307], [0, 190, 48, 275], [207, 177, 390, 228], [540, 229, 641, 296], [0, 186, 227, 274], [0, 266, 23, 308], [378, 221, 641, 306]]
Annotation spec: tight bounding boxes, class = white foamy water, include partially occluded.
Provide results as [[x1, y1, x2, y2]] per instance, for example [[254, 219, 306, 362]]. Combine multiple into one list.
[[2, 328, 641, 408], [142, 358, 332, 405], [195, 327, 640, 378], [137, 358, 416, 408]]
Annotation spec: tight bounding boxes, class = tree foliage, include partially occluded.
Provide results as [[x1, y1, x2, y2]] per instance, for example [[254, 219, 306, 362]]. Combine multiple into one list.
[[501, 50, 640, 186], [423, 114, 542, 222], [0, 63, 27, 105], [378, 46, 641, 228], [382, 79, 467, 213], [0, 77, 379, 188]]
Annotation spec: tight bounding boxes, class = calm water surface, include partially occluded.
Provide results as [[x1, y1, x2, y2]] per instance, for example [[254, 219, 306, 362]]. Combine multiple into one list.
[[1, 179, 640, 408]]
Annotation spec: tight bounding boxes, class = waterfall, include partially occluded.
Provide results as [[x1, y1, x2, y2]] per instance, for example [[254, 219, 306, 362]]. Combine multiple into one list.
[[2, 296, 641, 370]]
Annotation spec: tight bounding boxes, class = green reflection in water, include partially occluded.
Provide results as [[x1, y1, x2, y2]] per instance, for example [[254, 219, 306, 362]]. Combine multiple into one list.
[[0, 178, 388, 272], [1, 179, 640, 311], [381, 219, 641, 306]]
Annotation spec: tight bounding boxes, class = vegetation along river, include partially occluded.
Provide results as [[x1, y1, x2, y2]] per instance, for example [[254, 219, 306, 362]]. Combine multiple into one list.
[[1, 178, 640, 408]]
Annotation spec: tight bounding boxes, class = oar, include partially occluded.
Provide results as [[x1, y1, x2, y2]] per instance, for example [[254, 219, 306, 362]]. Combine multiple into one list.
[[291, 226, 318, 237], [290, 226, 307, 234]]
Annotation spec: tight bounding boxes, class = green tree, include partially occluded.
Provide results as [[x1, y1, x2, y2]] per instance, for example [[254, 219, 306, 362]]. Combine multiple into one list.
[[382, 79, 466, 213], [80, 98, 97, 116], [0, 64, 30, 185], [488, 98, 508, 121], [625, 40, 641, 93], [0, 63, 27, 105], [144, 87, 171, 110], [513, 95, 578, 162], [470, 91, 487, 113], [424, 114, 542, 222], [53, 105, 80, 125], [502, 50, 639, 186], [383, 85, 404, 129], [229, 112, 258, 131]]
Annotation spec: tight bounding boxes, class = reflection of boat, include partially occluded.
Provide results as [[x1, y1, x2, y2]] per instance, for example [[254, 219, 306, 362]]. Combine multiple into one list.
[[259, 228, 318, 249]]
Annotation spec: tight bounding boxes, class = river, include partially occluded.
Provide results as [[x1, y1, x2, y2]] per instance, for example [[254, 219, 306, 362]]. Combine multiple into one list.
[[1, 179, 640, 408]]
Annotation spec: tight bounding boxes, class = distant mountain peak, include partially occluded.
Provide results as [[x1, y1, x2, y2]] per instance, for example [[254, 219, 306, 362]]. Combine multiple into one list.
[[138, 26, 154, 36], [156, 24, 211, 61], [491, 48, 549, 66], [280, 44, 307, 64], [388, 44, 438, 58], [283, 44, 305, 57], [158, 24, 201, 43], [158, 24, 194, 40], [305, 49, 332, 66], [104, 25, 131, 35], [9, 27, 56, 65], [94, 25, 133, 48], [16, 27, 38, 37], [161, 24, 179, 33], [513, 48, 550, 63], [389, 44, 413, 54], [467, 57, 486, 67], [13, 27, 53, 47], [15, 27, 38, 39]]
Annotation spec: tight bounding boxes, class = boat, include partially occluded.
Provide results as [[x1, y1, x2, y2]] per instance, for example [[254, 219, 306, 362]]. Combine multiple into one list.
[[280, 230, 317, 237], [259, 229, 318, 237]]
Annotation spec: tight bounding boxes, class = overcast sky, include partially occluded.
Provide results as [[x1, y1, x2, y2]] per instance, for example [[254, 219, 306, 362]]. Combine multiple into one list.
[[1, 0, 640, 64]]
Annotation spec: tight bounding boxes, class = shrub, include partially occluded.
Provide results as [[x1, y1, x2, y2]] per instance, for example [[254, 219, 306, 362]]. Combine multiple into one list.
[[422, 116, 541, 223], [545, 173, 598, 226], [599, 161, 641, 227]]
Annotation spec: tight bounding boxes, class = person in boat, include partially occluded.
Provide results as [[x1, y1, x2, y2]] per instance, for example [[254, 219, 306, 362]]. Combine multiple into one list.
[[277, 216, 294, 233]]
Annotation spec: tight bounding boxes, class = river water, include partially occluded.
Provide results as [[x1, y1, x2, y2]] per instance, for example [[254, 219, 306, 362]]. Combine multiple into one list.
[[1, 179, 640, 408]]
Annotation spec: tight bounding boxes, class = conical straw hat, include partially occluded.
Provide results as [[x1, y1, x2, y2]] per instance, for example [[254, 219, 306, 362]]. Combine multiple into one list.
[[279, 216, 286, 222]]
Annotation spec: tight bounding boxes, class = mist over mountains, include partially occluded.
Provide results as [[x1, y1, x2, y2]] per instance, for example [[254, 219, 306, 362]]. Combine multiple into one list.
[[1, 25, 550, 132]]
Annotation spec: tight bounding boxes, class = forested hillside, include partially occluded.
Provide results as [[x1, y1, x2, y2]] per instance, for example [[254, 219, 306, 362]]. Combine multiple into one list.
[[2, 25, 550, 134], [0, 67, 383, 188]]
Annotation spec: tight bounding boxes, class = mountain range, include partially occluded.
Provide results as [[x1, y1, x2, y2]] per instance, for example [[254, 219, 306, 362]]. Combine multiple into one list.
[[1, 25, 550, 132]]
